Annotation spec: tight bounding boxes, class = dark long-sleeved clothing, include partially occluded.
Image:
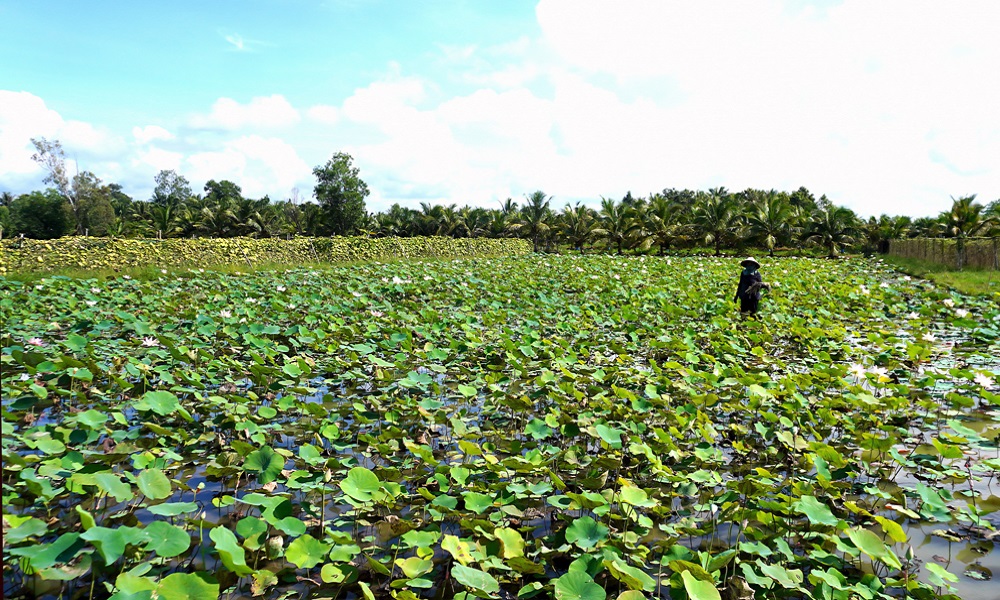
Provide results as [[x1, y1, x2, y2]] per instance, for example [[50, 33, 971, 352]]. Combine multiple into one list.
[[734, 270, 763, 313]]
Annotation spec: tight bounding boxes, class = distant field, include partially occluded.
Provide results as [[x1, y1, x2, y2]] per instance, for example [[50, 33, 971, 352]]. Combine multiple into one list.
[[2, 256, 999, 599], [884, 254, 1000, 297]]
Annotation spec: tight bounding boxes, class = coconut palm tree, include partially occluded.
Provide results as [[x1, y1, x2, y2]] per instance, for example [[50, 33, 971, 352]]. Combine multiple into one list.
[[945, 195, 996, 269], [499, 198, 519, 216], [640, 194, 689, 255], [593, 197, 639, 255], [693, 189, 738, 256], [485, 210, 513, 239], [149, 204, 179, 238], [807, 206, 857, 258], [509, 191, 552, 252], [559, 202, 597, 253], [746, 190, 793, 255]]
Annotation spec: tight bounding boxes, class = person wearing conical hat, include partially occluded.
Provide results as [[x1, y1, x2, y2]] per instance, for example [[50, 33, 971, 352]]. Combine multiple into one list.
[[734, 257, 768, 315]]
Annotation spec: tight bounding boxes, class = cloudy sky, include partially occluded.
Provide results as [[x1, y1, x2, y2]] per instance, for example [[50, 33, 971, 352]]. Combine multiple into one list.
[[1, 0, 997, 217]]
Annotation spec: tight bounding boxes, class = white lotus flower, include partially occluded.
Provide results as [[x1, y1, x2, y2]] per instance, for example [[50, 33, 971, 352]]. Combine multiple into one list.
[[392, 276, 405, 284], [27, 337, 45, 347], [921, 333, 937, 342], [161, 269, 167, 274], [352, 292, 362, 298], [85, 300, 97, 307], [142, 336, 160, 347], [123, 275, 131, 280], [276, 285, 286, 292], [907, 312, 920, 319], [859, 285, 870, 295], [869, 366, 890, 382], [91, 287, 100, 294], [219, 309, 232, 318], [955, 309, 969, 318], [848, 363, 867, 379], [902, 276, 911, 281], [370, 310, 384, 317], [975, 373, 995, 389], [943, 298, 955, 307]]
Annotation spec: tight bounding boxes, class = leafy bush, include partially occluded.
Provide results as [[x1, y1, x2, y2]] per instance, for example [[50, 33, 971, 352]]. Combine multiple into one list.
[[0, 236, 531, 274]]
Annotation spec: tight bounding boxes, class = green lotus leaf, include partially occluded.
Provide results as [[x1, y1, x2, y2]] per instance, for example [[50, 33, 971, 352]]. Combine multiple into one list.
[[565, 516, 609, 550], [236, 517, 268, 550], [791, 495, 838, 526], [209, 526, 253, 575], [155, 572, 219, 600], [147, 502, 199, 516], [285, 534, 331, 569], [81, 526, 148, 564], [145, 521, 190, 558], [494, 527, 525, 559], [133, 391, 182, 417], [554, 571, 606, 600], [339, 466, 380, 502], [244, 446, 285, 485], [681, 570, 721, 600], [137, 468, 172, 500], [450, 564, 500, 595]]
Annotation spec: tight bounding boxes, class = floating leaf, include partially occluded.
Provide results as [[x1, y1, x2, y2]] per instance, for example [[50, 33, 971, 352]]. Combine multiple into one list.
[[565, 516, 609, 550], [451, 564, 500, 595], [137, 468, 172, 500], [554, 571, 606, 600], [145, 521, 190, 558], [285, 534, 331, 569], [156, 572, 219, 600], [244, 446, 285, 485], [339, 466, 381, 502]]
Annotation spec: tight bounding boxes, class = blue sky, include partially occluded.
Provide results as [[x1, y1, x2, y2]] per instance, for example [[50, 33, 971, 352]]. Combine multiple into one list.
[[2, 1, 998, 216]]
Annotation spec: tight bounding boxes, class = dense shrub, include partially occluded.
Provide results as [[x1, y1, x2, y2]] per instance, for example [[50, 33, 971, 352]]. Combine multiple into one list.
[[0, 236, 531, 274]]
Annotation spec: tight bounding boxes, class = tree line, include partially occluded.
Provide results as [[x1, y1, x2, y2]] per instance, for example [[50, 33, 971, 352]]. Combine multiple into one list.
[[2, 137, 997, 261]]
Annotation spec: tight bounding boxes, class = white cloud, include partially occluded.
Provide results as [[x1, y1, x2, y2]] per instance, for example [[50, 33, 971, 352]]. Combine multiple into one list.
[[186, 135, 312, 198], [529, 0, 1000, 216], [190, 95, 300, 131], [1, 90, 311, 201], [0, 91, 62, 177], [0, 90, 123, 186], [224, 34, 247, 51], [306, 105, 340, 125], [133, 125, 174, 144], [5, 3, 999, 218], [135, 147, 184, 172]]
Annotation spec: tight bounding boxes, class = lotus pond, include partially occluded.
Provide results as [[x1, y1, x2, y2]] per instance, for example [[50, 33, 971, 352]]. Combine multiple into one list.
[[2, 255, 999, 600]]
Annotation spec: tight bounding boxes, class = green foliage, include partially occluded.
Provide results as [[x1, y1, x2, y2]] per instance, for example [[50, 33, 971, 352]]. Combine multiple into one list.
[[0, 235, 531, 274], [9, 190, 74, 239], [2, 255, 998, 599], [313, 152, 369, 235]]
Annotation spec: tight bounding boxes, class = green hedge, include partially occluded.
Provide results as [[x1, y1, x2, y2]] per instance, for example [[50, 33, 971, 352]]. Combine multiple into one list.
[[0, 236, 532, 274]]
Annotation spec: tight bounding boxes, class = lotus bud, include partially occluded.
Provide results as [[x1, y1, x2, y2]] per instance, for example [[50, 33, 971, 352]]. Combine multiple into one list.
[[266, 535, 284, 559], [324, 468, 333, 483]]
